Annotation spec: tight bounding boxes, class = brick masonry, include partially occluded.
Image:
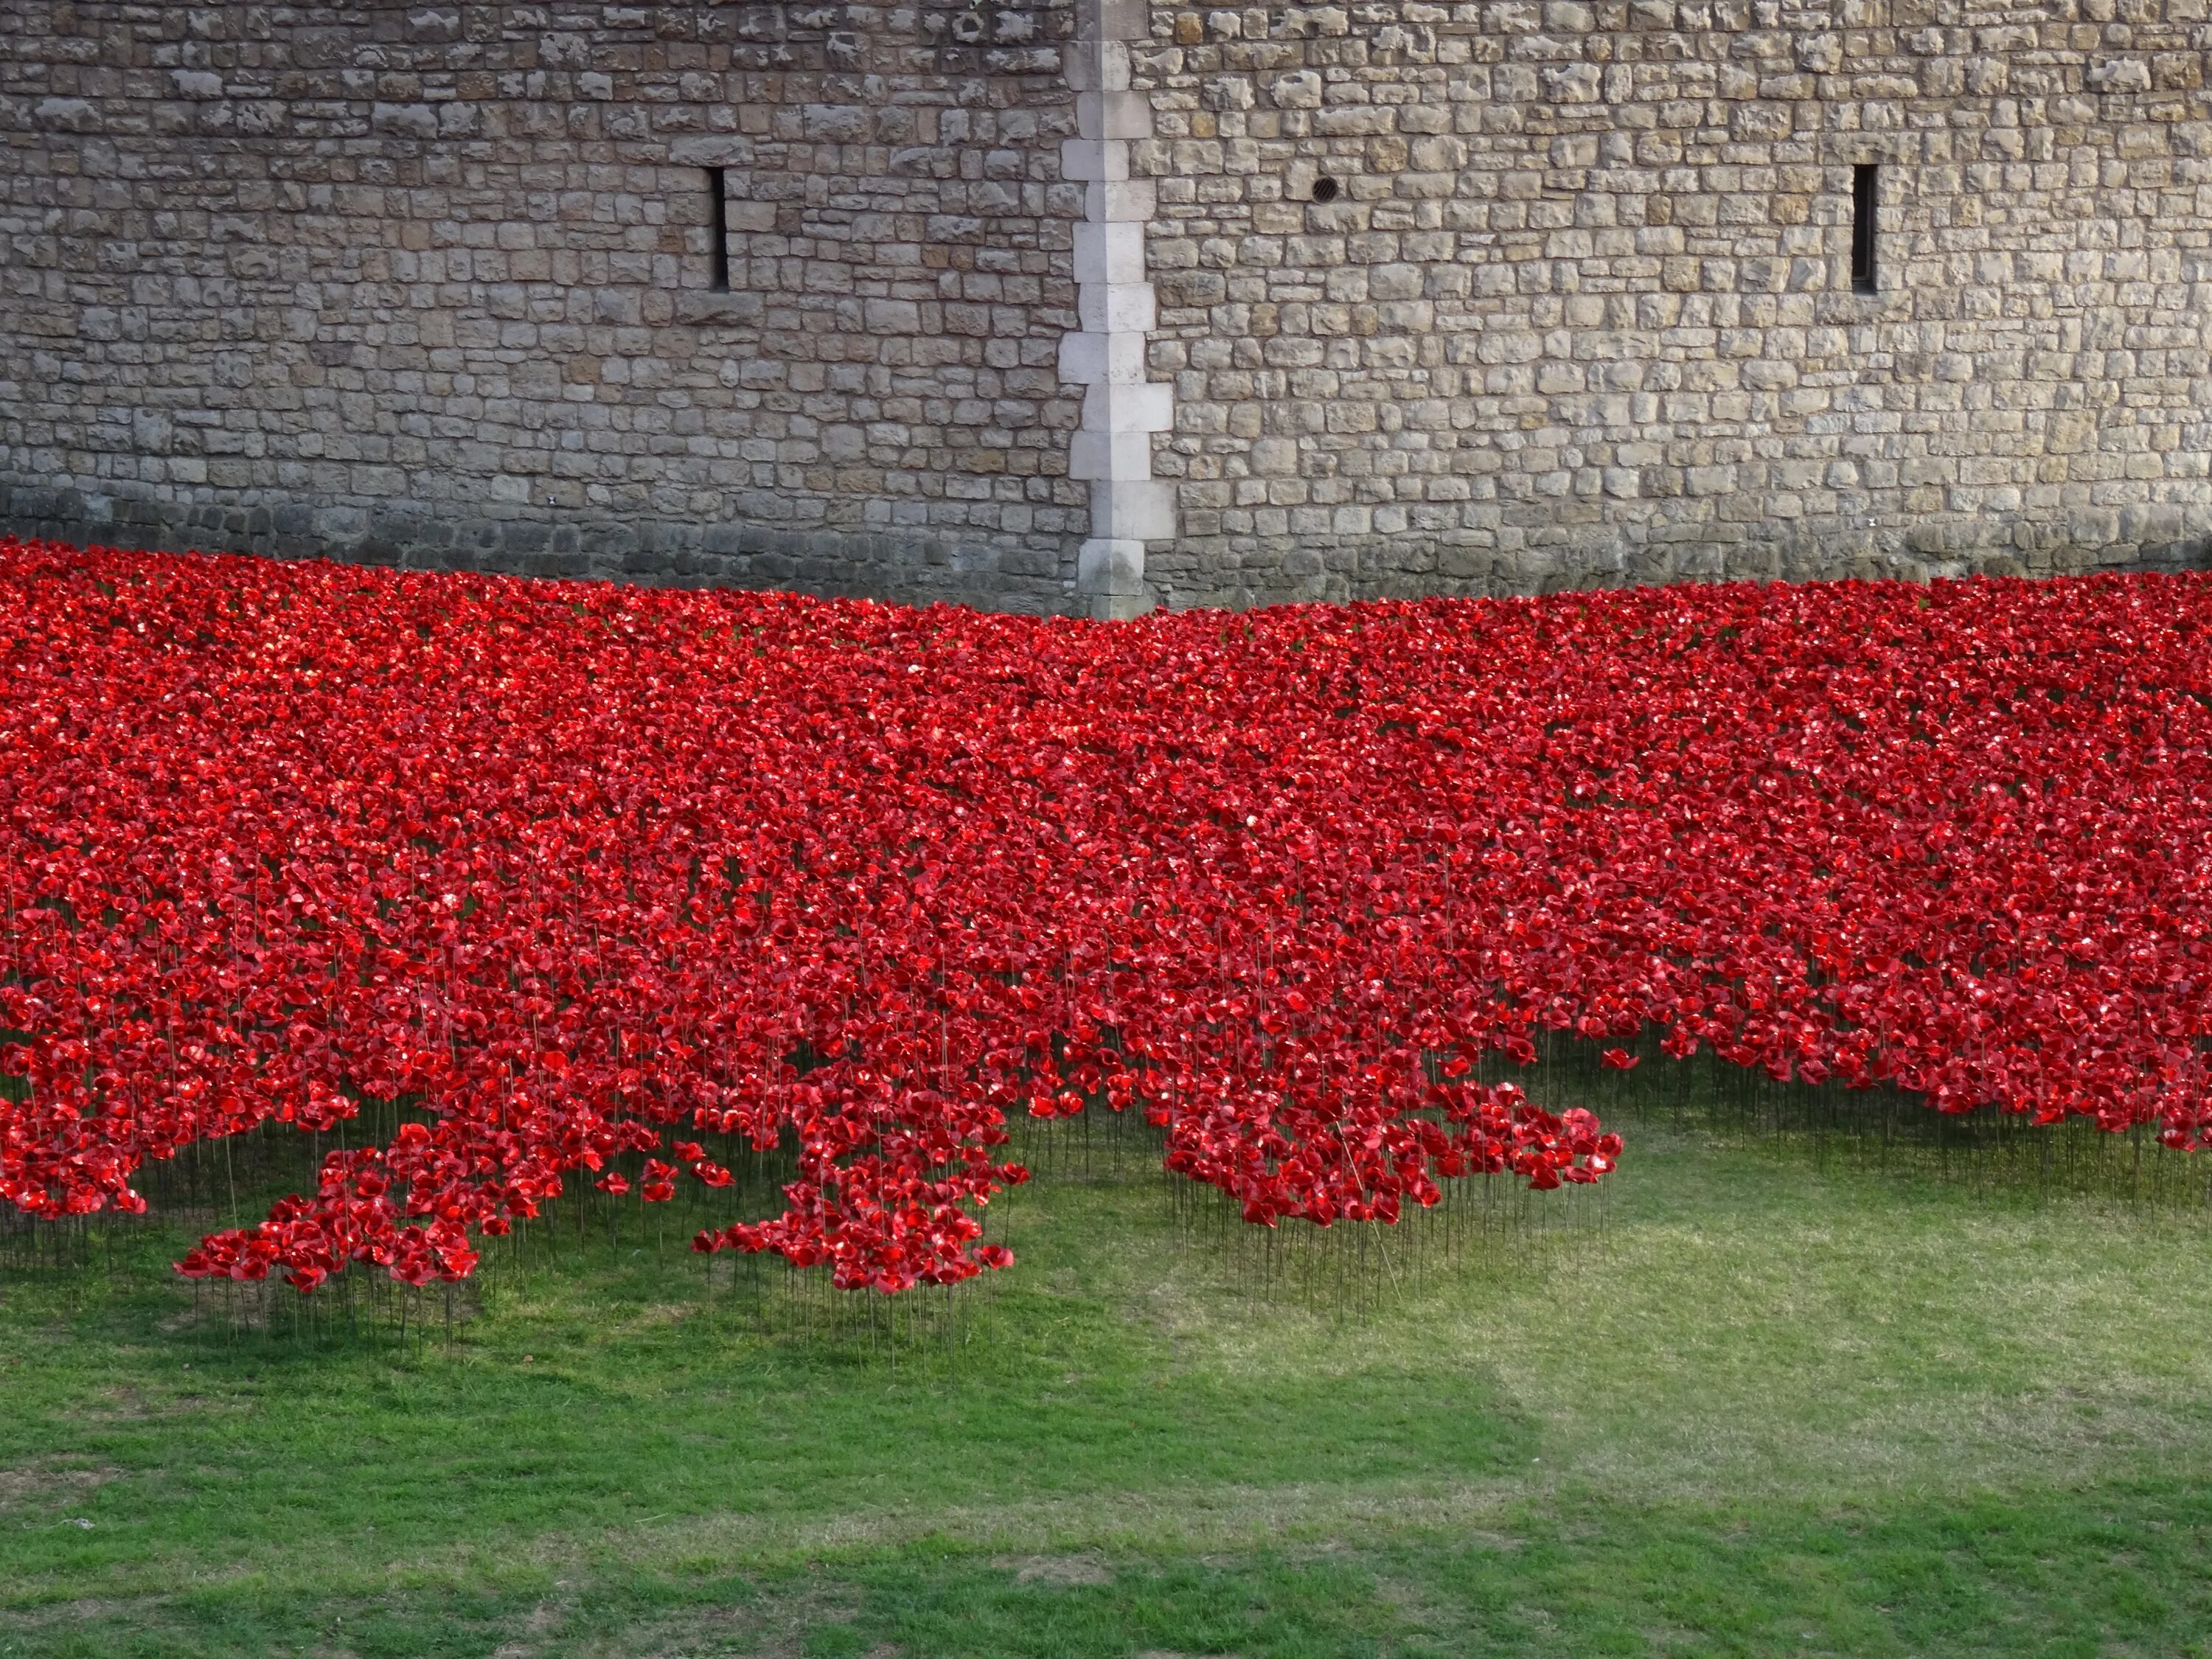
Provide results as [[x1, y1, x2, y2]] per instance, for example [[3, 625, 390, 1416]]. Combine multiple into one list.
[[4, 1, 2211, 614]]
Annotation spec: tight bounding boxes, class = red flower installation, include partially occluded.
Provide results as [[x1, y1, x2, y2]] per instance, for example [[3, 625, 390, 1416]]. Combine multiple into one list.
[[1, 539, 2207, 1298]]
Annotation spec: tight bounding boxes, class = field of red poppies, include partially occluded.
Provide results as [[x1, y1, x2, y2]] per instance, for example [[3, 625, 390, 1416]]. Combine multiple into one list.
[[0, 538, 2206, 1304]]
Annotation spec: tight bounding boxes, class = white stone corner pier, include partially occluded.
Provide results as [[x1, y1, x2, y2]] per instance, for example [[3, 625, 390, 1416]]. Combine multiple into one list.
[[1062, 0, 1173, 622]]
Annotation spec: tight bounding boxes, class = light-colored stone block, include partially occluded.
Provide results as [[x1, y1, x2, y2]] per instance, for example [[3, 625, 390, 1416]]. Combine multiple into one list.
[[1074, 220, 1150, 285], [1078, 536, 1147, 594], [1077, 0, 1151, 42], [1080, 380, 1174, 434], [1065, 38, 1134, 93], [1077, 91, 1155, 143], [1077, 282, 1157, 335], [1059, 330, 1151, 385], [1060, 137, 1132, 182], [1070, 429, 1158, 481], [1085, 180, 1158, 222], [1091, 479, 1178, 541]]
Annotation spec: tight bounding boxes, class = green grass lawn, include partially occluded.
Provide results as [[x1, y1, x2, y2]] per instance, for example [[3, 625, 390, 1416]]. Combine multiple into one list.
[[3, 1105, 2210, 1658]]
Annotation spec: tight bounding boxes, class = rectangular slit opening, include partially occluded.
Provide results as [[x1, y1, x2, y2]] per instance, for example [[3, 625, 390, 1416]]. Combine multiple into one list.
[[1851, 164, 1878, 295], [708, 167, 731, 293]]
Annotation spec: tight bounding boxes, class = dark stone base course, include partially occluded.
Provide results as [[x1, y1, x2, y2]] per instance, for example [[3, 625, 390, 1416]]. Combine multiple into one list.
[[1150, 523, 2212, 613], [7, 479, 2209, 617], [0, 481, 1081, 616]]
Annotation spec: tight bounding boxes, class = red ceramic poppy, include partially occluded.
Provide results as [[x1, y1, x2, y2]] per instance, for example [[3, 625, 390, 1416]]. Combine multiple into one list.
[[0, 538, 2200, 1298]]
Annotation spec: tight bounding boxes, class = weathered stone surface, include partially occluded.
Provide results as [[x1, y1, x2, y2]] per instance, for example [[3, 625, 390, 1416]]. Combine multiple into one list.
[[1130, 0, 2212, 608], [0, 3, 1088, 611], [3, 1, 2210, 613]]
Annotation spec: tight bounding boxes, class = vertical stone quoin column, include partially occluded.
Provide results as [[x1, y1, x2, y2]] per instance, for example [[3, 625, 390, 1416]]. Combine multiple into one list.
[[1062, 0, 1175, 619]]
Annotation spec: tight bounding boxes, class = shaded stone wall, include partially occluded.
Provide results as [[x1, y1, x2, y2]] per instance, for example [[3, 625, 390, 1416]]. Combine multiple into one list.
[[1132, 0, 2212, 608], [0, 3, 1088, 610]]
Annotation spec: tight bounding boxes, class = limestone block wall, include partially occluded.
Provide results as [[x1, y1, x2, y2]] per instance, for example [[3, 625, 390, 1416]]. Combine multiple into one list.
[[5, 0, 2212, 613], [1130, 0, 2212, 608], [0, 3, 1090, 611]]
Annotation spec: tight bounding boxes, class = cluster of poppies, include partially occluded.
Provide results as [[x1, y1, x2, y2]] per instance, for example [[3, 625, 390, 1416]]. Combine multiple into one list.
[[1, 538, 2205, 1295]]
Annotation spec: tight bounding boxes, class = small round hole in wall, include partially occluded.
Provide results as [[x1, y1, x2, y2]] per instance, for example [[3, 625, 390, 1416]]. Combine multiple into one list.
[[1311, 175, 1340, 204]]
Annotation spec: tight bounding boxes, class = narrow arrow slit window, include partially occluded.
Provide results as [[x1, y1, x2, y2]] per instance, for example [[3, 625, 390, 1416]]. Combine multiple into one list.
[[1851, 164, 1879, 294], [709, 167, 731, 293]]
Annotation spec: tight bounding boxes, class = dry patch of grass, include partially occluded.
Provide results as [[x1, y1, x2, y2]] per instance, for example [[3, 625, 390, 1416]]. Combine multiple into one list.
[[0, 1461, 122, 1508], [992, 1552, 1115, 1587]]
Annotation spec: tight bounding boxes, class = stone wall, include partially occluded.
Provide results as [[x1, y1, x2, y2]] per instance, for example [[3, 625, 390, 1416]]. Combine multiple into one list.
[[1132, 0, 2212, 607], [0, 3, 1090, 611], [4, 0, 2212, 613]]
